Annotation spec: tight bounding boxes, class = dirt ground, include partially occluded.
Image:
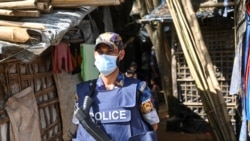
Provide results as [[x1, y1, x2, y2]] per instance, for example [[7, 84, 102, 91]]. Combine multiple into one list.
[[156, 103, 214, 141]]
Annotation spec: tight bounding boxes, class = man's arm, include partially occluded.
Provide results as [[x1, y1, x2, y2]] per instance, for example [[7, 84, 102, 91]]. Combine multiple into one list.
[[137, 81, 160, 131]]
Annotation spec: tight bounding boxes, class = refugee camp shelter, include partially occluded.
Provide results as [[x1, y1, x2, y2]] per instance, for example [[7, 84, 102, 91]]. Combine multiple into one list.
[[0, 0, 246, 141], [0, 1, 123, 140], [137, 1, 238, 141]]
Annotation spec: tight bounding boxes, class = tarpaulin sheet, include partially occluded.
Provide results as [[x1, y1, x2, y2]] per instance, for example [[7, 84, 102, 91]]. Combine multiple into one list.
[[0, 6, 96, 62]]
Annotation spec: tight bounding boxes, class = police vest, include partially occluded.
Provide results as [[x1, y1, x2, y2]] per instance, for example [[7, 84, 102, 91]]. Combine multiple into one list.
[[73, 77, 157, 141]]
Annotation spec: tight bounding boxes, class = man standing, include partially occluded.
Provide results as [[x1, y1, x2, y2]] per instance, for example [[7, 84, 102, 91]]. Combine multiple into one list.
[[73, 32, 159, 141]]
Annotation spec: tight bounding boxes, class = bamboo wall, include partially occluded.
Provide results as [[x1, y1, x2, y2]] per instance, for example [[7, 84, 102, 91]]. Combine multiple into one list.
[[0, 54, 63, 141]]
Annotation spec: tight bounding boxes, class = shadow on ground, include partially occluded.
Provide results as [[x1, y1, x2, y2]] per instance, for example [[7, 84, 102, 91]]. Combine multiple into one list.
[[156, 97, 214, 141]]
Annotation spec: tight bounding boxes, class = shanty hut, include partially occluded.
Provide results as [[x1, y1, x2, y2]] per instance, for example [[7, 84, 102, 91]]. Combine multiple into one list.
[[0, 0, 141, 140], [0, 0, 247, 141]]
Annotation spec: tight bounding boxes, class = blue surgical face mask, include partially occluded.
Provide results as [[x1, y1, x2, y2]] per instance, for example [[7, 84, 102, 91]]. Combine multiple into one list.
[[94, 54, 119, 76]]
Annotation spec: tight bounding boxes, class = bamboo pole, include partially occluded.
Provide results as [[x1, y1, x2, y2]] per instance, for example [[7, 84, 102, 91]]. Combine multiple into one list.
[[185, 0, 232, 122], [0, 20, 46, 30], [12, 10, 40, 17], [167, 0, 220, 139], [0, 9, 40, 17], [37, 0, 50, 2], [0, 0, 37, 10], [183, 1, 235, 140], [0, 26, 30, 43], [176, 0, 223, 137], [0, 0, 24, 1], [200, 1, 235, 8], [51, 0, 121, 7], [0, 9, 12, 15]]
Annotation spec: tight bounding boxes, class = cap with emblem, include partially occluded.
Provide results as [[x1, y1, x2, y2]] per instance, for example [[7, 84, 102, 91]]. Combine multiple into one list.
[[95, 32, 123, 51]]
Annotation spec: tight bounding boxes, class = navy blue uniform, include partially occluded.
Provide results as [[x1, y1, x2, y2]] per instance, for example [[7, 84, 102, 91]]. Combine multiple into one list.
[[73, 74, 158, 141]]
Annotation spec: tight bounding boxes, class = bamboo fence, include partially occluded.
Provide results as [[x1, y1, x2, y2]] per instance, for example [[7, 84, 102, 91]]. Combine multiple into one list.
[[166, 0, 236, 141]]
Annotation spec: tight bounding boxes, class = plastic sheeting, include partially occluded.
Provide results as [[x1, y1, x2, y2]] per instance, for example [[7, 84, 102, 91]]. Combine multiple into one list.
[[0, 6, 96, 62]]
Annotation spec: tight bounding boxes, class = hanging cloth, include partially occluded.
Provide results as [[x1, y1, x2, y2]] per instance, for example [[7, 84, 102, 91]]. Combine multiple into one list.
[[239, 9, 250, 141], [242, 11, 250, 120], [70, 43, 82, 74], [5, 87, 41, 141], [52, 42, 74, 73], [245, 43, 250, 119]]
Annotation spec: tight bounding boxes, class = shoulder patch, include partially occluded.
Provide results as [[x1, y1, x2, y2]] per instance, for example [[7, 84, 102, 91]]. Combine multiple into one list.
[[140, 99, 154, 114]]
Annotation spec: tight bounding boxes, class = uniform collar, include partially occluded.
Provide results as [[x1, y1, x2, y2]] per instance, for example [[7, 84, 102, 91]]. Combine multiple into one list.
[[96, 72, 125, 91]]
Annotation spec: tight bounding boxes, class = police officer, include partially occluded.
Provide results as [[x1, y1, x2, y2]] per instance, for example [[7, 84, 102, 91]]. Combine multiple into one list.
[[73, 32, 159, 141]]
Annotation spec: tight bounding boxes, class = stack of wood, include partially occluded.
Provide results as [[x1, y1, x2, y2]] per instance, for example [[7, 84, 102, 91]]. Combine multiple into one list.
[[0, 0, 53, 18]]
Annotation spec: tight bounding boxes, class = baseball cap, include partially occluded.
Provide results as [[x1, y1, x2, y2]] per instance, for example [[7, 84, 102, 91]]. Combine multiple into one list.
[[94, 32, 123, 50]]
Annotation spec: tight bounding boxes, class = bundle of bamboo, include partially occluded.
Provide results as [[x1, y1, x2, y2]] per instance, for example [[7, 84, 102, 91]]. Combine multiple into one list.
[[166, 0, 236, 141], [0, 0, 53, 17], [0, 0, 126, 17]]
